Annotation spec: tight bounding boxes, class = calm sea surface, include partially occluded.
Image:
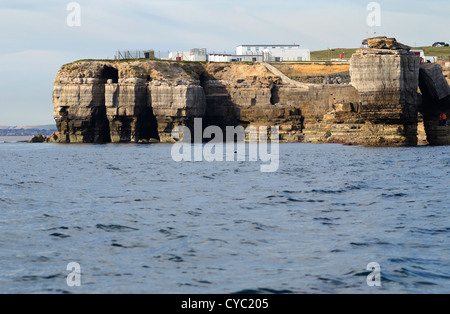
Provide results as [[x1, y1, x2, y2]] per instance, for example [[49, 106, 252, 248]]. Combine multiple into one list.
[[0, 141, 449, 294]]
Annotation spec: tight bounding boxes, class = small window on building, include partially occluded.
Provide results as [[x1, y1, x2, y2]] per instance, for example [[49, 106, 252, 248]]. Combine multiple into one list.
[[247, 47, 251, 51], [256, 47, 259, 52]]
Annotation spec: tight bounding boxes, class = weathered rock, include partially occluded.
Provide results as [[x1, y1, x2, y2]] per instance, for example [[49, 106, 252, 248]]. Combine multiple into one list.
[[105, 79, 154, 143], [417, 64, 450, 145], [367, 37, 411, 51], [53, 60, 206, 143], [46, 132, 60, 143], [349, 49, 421, 146], [419, 63, 450, 102], [52, 46, 446, 146], [53, 81, 110, 143], [29, 134, 48, 143], [149, 84, 206, 141], [422, 115, 450, 145], [53, 62, 120, 143], [443, 66, 450, 85]]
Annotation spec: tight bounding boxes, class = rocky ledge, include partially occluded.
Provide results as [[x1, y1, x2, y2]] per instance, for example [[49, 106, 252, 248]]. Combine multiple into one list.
[[51, 37, 450, 146]]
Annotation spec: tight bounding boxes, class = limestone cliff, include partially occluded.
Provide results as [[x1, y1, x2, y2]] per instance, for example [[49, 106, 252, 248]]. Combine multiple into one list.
[[52, 40, 450, 146], [348, 49, 421, 146], [418, 63, 450, 145], [53, 61, 207, 143], [444, 65, 450, 85], [53, 60, 358, 144]]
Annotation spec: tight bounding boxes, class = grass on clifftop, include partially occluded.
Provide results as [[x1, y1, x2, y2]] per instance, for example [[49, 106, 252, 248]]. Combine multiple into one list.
[[416, 46, 450, 58], [63, 58, 211, 67], [310, 49, 358, 60], [311, 46, 450, 60], [64, 46, 450, 67], [63, 58, 165, 66]]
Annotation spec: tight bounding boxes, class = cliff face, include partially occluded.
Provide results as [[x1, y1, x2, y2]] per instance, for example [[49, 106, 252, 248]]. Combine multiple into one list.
[[53, 61, 207, 143], [52, 45, 450, 146], [418, 63, 450, 145], [52, 60, 360, 144], [348, 49, 421, 146], [199, 63, 360, 142], [443, 65, 450, 85]]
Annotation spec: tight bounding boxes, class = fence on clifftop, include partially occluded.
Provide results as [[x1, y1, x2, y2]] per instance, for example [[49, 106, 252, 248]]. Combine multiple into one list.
[[115, 50, 155, 61]]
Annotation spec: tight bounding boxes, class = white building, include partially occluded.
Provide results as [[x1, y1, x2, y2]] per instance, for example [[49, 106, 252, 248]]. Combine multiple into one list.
[[411, 50, 425, 59], [169, 48, 208, 62], [169, 51, 189, 61], [236, 44, 311, 62], [411, 50, 437, 63], [208, 54, 264, 63], [190, 48, 208, 62], [361, 39, 369, 49]]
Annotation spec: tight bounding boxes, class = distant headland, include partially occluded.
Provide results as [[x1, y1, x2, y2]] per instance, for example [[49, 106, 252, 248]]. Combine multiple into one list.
[[0, 125, 56, 137]]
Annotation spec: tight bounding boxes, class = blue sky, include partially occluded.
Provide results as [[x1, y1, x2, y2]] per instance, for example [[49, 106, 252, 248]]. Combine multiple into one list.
[[0, 0, 449, 125]]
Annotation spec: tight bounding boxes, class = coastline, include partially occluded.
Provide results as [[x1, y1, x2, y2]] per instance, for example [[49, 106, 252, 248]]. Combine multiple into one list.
[[52, 51, 450, 147]]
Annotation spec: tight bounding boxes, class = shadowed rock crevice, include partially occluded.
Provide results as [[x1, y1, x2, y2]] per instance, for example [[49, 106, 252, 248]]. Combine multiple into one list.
[[201, 73, 237, 135], [100, 66, 119, 84], [418, 63, 450, 145], [136, 106, 160, 142], [91, 106, 111, 143], [270, 85, 280, 105]]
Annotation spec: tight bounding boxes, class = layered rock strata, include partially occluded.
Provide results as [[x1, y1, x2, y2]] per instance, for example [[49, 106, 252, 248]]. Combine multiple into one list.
[[54, 61, 207, 143], [348, 49, 421, 146], [52, 42, 450, 146], [443, 65, 450, 85], [418, 63, 450, 145]]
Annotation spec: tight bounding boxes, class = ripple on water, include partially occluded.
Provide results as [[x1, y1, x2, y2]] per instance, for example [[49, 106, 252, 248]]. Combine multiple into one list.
[[1, 142, 449, 294], [95, 224, 139, 233], [0, 198, 13, 205], [308, 189, 347, 194], [49, 233, 71, 239], [409, 227, 450, 236], [110, 240, 146, 249], [18, 273, 66, 282], [233, 288, 295, 294], [381, 193, 409, 198]]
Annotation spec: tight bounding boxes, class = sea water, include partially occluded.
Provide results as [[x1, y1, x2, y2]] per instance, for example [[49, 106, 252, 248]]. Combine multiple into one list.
[[0, 142, 449, 294]]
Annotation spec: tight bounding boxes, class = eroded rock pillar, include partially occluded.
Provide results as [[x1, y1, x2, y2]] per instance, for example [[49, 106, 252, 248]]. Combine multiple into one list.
[[105, 78, 156, 143], [350, 48, 421, 146]]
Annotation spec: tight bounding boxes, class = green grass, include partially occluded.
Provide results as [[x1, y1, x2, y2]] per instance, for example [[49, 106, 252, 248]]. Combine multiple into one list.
[[311, 46, 450, 61], [63, 46, 450, 67], [310, 48, 358, 60], [415, 46, 450, 58], [63, 59, 115, 66], [63, 58, 164, 66], [63, 58, 212, 67]]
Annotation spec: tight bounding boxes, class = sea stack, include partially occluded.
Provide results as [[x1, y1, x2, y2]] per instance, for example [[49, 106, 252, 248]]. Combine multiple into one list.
[[350, 37, 421, 146]]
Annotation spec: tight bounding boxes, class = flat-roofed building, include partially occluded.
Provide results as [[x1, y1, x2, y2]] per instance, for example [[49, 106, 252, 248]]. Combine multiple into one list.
[[208, 54, 264, 62], [236, 44, 311, 62], [169, 48, 208, 61]]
